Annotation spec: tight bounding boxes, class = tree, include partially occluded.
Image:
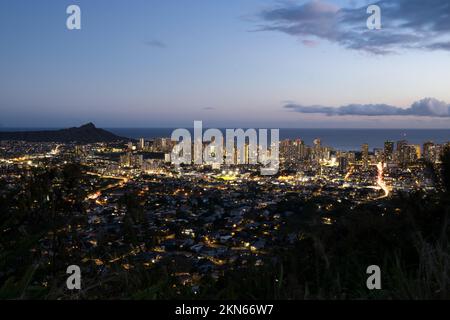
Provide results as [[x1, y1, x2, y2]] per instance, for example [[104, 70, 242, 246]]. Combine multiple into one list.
[[441, 145, 450, 192]]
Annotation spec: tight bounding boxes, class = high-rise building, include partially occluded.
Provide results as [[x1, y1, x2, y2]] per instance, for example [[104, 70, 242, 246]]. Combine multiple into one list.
[[153, 138, 174, 153], [280, 139, 305, 164], [347, 152, 356, 163], [362, 143, 369, 170], [280, 140, 290, 162], [322, 146, 331, 161], [297, 140, 307, 160], [313, 138, 322, 162], [437, 144, 446, 163], [374, 148, 384, 162], [338, 155, 349, 173], [413, 145, 421, 160], [396, 140, 408, 165], [120, 152, 143, 168], [120, 152, 132, 167], [398, 144, 418, 165], [384, 141, 394, 162], [423, 141, 436, 163], [139, 138, 145, 150]]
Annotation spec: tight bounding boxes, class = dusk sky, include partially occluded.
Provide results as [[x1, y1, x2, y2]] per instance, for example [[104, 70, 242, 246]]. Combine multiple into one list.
[[1, 0, 450, 128]]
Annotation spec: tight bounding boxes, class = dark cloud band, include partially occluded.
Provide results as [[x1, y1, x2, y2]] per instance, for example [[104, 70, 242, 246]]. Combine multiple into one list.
[[285, 98, 450, 117], [259, 0, 450, 54]]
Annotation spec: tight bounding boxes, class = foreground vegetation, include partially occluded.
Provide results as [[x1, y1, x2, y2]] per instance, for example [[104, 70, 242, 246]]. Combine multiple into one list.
[[1, 148, 450, 300]]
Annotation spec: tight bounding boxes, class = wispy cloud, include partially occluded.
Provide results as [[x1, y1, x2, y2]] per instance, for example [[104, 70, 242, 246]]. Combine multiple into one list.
[[258, 0, 450, 54], [302, 39, 320, 47], [285, 98, 450, 117], [144, 39, 167, 48]]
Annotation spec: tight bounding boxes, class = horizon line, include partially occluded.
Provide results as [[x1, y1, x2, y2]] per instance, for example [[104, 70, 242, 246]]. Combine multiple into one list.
[[1, 126, 450, 130]]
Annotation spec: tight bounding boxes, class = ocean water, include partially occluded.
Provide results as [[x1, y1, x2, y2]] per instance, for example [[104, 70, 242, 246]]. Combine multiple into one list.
[[1, 128, 448, 151], [108, 128, 450, 151]]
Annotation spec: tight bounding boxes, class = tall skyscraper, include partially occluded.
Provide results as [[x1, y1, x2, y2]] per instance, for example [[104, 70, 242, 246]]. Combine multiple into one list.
[[313, 139, 322, 162], [423, 141, 436, 163], [338, 155, 349, 173], [384, 141, 394, 162], [297, 140, 307, 160], [396, 140, 408, 165], [362, 143, 369, 170]]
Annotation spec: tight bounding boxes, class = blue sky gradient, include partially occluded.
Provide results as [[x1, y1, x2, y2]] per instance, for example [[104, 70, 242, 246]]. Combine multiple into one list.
[[1, 0, 450, 128]]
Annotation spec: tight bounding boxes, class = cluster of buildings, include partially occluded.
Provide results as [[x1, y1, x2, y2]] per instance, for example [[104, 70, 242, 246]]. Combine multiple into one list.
[[280, 138, 449, 172], [0, 134, 449, 291]]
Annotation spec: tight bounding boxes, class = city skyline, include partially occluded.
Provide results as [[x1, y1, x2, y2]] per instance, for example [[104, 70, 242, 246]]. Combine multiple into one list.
[[2, 0, 450, 305], [2, 0, 450, 128], [2, 119, 448, 300]]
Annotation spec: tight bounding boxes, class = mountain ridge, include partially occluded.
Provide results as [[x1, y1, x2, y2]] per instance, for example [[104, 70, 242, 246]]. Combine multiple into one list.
[[0, 123, 132, 143]]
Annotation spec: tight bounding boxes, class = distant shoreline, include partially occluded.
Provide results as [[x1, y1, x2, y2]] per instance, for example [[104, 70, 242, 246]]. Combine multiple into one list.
[[1, 127, 450, 130], [1, 127, 449, 151]]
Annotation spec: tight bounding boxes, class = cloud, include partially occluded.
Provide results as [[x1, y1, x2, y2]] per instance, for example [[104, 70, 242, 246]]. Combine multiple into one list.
[[144, 39, 167, 48], [284, 98, 450, 117], [302, 39, 320, 47], [427, 42, 450, 50], [258, 0, 450, 54], [202, 107, 216, 111]]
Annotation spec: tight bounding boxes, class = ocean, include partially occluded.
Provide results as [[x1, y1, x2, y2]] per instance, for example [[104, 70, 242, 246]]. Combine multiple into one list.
[[107, 128, 450, 151], [1, 128, 449, 151]]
